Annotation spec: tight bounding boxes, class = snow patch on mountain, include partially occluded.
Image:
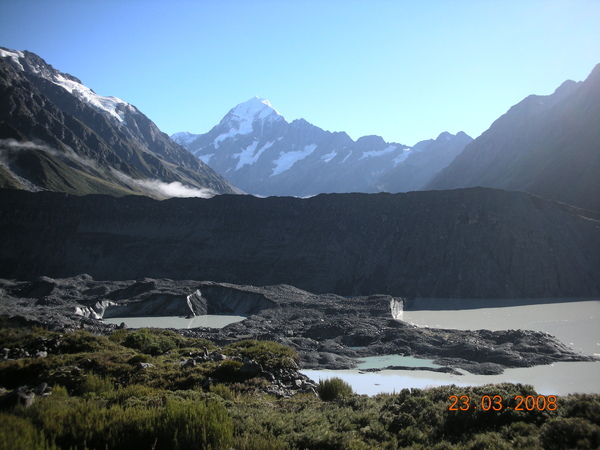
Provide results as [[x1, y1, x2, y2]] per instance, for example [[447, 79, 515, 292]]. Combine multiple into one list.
[[272, 144, 317, 176], [0, 49, 130, 124], [341, 151, 352, 164], [214, 129, 238, 149], [234, 140, 274, 170], [359, 145, 397, 160], [231, 97, 282, 124], [52, 73, 130, 123], [392, 148, 414, 166], [321, 151, 337, 163]]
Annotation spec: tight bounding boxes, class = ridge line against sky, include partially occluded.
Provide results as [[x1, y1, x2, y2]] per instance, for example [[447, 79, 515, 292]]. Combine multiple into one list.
[[1, 0, 599, 146]]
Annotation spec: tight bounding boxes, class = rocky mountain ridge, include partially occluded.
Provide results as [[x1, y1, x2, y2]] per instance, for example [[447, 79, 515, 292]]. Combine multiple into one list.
[[0, 47, 238, 198], [173, 97, 472, 197]]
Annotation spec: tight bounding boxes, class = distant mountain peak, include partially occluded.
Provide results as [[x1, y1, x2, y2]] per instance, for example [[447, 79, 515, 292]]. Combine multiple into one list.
[[225, 96, 284, 125], [171, 131, 199, 147], [208, 97, 286, 149]]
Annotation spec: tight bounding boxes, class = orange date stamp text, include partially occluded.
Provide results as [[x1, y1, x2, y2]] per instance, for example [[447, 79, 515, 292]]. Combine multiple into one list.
[[448, 394, 557, 412]]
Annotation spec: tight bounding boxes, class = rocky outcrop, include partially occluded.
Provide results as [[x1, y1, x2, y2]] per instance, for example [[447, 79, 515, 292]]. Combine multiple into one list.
[[0, 385, 52, 410], [198, 282, 277, 315], [1, 188, 599, 299], [103, 293, 203, 318], [0, 277, 278, 327]]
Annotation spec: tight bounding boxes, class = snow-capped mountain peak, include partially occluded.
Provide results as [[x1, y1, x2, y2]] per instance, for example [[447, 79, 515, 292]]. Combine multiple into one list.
[[210, 97, 286, 148], [230, 96, 283, 121], [223, 96, 285, 130], [0, 47, 130, 124]]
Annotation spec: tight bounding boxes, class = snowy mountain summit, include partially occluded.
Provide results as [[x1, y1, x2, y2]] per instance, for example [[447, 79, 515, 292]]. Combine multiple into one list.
[[173, 98, 472, 197], [213, 97, 285, 148], [229, 96, 284, 124]]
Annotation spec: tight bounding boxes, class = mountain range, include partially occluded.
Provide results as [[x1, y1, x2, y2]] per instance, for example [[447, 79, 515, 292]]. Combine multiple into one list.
[[174, 65, 599, 210], [0, 47, 238, 198], [1, 46, 597, 213], [172, 97, 473, 197]]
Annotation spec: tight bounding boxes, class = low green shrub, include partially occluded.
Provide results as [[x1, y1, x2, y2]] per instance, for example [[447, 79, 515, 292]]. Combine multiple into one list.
[[0, 413, 58, 450], [540, 417, 600, 449], [210, 383, 236, 401], [14, 393, 233, 450], [122, 328, 183, 355], [127, 353, 152, 365], [317, 377, 354, 401], [108, 328, 130, 344], [211, 359, 244, 382], [223, 340, 299, 369], [185, 337, 218, 352], [59, 330, 110, 353], [79, 373, 114, 396]]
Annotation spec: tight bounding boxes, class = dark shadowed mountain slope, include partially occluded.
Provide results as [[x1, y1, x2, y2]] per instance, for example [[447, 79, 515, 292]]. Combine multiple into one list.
[[1, 188, 598, 298], [173, 97, 472, 196], [426, 64, 600, 211], [0, 48, 238, 198]]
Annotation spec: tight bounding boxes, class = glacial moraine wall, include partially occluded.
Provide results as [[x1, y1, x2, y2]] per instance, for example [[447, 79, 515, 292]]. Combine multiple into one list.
[[0, 188, 599, 298]]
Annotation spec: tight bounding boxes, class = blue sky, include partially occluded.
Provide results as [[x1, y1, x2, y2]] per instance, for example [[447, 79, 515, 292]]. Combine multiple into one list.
[[1, 0, 599, 146]]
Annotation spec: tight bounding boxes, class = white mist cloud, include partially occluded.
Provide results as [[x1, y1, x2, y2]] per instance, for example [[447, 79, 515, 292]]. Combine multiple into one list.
[[0, 138, 62, 154], [0, 138, 99, 170], [110, 168, 216, 199], [134, 179, 216, 199]]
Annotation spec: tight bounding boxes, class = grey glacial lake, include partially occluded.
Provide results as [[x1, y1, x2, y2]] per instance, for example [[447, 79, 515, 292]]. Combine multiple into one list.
[[303, 299, 600, 396], [401, 298, 600, 356], [102, 314, 247, 329], [355, 355, 441, 370]]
